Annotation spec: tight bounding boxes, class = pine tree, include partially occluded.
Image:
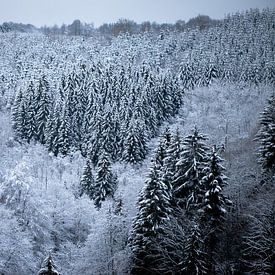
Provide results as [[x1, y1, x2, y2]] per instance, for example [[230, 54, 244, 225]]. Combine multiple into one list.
[[35, 76, 51, 144], [93, 151, 117, 208], [79, 159, 95, 199], [162, 127, 172, 150], [162, 128, 182, 191], [45, 105, 61, 156], [24, 81, 36, 142], [129, 162, 172, 274], [57, 101, 70, 156], [122, 118, 147, 164], [179, 63, 196, 90], [199, 149, 231, 274], [200, 148, 229, 224], [155, 128, 172, 169], [11, 89, 28, 140], [99, 110, 118, 160], [38, 254, 59, 275], [173, 127, 210, 210], [154, 140, 166, 169], [181, 222, 207, 275], [257, 94, 275, 174], [11, 89, 24, 137]]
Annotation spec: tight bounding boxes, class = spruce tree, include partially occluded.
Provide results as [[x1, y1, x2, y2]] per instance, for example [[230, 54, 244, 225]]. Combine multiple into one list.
[[200, 148, 229, 224], [57, 101, 70, 156], [79, 159, 95, 199], [11, 89, 24, 137], [93, 151, 117, 208], [25, 81, 36, 142], [45, 105, 61, 156], [162, 128, 182, 191], [200, 148, 231, 274], [12, 89, 28, 140], [35, 76, 51, 144], [179, 63, 196, 90], [257, 94, 275, 174], [155, 127, 172, 169], [181, 222, 207, 275], [129, 162, 172, 274], [173, 127, 210, 210], [154, 140, 166, 169], [38, 254, 59, 275], [122, 118, 147, 164]]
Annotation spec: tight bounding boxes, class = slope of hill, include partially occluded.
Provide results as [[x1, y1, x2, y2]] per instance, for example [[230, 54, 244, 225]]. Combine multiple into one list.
[[0, 8, 274, 275]]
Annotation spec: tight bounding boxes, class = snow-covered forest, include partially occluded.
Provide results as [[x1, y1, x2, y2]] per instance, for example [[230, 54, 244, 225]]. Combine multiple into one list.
[[0, 8, 274, 275]]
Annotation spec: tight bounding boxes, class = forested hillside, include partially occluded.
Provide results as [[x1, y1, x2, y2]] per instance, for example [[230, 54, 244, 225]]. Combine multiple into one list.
[[0, 8, 274, 275]]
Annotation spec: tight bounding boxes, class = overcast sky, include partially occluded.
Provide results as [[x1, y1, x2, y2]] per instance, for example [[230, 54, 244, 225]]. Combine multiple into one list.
[[0, 0, 274, 27]]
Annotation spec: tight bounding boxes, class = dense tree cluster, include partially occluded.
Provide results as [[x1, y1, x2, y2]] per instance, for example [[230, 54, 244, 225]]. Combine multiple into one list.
[[0, 8, 274, 275], [256, 94, 275, 174], [11, 64, 182, 164], [129, 128, 231, 274]]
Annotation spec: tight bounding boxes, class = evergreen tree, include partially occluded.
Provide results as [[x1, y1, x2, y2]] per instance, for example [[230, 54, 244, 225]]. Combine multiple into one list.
[[182, 222, 207, 275], [114, 196, 124, 216], [162, 128, 182, 190], [200, 148, 229, 223], [35, 76, 51, 144], [99, 110, 118, 160], [57, 101, 70, 156], [154, 140, 166, 169], [11, 89, 24, 137], [24, 81, 36, 142], [200, 149, 231, 274], [173, 127, 210, 210], [122, 118, 147, 164], [155, 127, 172, 169], [11, 89, 28, 140], [38, 254, 59, 275], [179, 63, 196, 90], [129, 162, 172, 274], [257, 94, 275, 174], [79, 159, 95, 199], [45, 105, 61, 156], [162, 127, 172, 150], [93, 151, 117, 208]]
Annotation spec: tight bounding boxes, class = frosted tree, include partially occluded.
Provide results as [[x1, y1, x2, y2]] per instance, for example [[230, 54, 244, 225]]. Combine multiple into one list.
[[179, 63, 196, 90], [129, 162, 172, 274], [200, 148, 229, 223], [154, 140, 166, 170], [57, 101, 70, 156], [242, 204, 275, 274], [79, 159, 95, 199], [257, 94, 275, 174], [0, 207, 36, 274], [122, 118, 147, 164], [45, 104, 61, 156], [24, 81, 37, 142], [35, 76, 51, 144], [162, 127, 172, 150], [162, 128, 182, 191], [182, 222, 208, 275], [99, 110, 119, 160], [173, 127, 210, 210], [93, 151, 117, 208], [199, 148, 231, 274], [11, 89, 28, 140], [38, 254, 59, 275], [154, 128, 172, 169]]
